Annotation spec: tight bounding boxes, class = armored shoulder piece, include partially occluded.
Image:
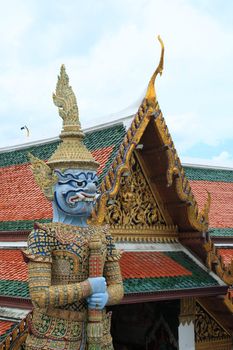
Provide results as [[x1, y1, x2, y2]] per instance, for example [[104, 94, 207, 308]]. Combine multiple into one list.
[[23, 225, 55, 263]]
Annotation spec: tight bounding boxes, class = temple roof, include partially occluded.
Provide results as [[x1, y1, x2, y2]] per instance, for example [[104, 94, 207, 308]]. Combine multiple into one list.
[[121, 250, 223, 296], [0, 126, 232, 234], [0, 244, 226, 306]]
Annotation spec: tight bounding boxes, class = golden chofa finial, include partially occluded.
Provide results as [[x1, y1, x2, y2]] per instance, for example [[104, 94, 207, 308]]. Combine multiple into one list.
[[53, 64, 81, 132], [145, 35, 164, 102]]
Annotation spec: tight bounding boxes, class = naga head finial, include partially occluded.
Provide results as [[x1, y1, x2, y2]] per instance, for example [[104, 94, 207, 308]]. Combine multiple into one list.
[[145, 35, 164, 102]]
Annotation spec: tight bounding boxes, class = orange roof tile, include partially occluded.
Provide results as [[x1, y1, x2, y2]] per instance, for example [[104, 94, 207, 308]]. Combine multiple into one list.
[[189, 180, 233, 228], [217, 249, 233, 266], [0, 250, 28, 282], [120, 252, 192, 279], [92, 146, 113, 175], [0, 164, 52, 222], [0, 320, 15, 336]]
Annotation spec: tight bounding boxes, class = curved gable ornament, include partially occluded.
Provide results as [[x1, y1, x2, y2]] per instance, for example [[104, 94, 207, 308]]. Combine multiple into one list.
[[92, 36, 165, 225], [92, 36, 211, 233]]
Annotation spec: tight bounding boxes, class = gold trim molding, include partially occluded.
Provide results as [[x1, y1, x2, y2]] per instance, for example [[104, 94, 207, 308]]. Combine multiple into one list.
[[111, 226, 178, 243]]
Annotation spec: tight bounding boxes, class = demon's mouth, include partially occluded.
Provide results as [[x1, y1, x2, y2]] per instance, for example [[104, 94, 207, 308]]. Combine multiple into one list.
[[68, 192, 96, 203]]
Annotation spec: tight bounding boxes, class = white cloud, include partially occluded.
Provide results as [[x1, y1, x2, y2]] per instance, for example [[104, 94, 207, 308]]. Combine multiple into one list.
[[165, 112, 233, 151], [182, 151, 233, 168], [0, 0, 232, 168]]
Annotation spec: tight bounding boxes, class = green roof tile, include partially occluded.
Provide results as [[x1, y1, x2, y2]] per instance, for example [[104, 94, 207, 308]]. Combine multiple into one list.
[[0, 219, 51, 232], [0, 280, 29, 298], [0, 124, 126, 170], [209, 228, 233, 237], [184, 166, 233, 183]]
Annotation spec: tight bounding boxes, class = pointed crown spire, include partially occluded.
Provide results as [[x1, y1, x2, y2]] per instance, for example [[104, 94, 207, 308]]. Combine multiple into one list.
[[47, 65, 99, 171]]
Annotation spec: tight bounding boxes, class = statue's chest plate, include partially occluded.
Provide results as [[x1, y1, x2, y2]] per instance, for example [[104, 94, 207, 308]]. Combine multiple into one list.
[[50, 224, 107, 284]]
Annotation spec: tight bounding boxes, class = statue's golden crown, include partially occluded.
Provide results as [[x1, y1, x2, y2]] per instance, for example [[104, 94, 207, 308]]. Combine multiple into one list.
[[29, 65, 99, 200], [47, 64, 99, 171]]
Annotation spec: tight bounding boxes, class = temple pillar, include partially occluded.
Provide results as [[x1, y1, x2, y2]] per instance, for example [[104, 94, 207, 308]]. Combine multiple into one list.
[[178, 297, 195, 350]]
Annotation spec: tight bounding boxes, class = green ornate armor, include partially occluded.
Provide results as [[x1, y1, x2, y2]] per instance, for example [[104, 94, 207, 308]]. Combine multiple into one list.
[[24, 223, 123, 350]]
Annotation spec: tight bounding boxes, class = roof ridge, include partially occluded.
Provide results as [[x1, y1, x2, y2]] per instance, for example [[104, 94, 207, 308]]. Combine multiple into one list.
[[0, 116, 132, 154], [183, 163, 233, 171]]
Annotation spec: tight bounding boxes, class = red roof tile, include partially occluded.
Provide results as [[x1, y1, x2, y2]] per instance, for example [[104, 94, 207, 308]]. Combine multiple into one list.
[[217, 249, 233, 266], [0, 250, 28, 282], [0, 320, 15, 336], [120, 252, 192, 279], [189, 180, 233, 228]]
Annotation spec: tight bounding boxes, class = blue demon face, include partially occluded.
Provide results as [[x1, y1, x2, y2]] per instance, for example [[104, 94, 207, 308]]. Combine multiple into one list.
[[53, 169, 98, 218]]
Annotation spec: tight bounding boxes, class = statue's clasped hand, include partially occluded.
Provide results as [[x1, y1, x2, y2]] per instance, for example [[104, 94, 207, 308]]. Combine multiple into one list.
[[87, 277, 109, 310]]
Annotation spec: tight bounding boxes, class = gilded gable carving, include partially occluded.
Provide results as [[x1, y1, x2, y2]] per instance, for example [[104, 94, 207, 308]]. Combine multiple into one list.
[[195, 302, 230, 343], [105, 154, 166, 228]]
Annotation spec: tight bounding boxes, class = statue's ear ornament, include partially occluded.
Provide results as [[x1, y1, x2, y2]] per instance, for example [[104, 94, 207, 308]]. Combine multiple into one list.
[[28, 153, 58, 201]]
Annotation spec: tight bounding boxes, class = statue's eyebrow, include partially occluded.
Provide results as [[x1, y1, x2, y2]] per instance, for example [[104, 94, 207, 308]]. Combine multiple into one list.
[[59, 173, 76, 180], [73, 172, 88, 179]]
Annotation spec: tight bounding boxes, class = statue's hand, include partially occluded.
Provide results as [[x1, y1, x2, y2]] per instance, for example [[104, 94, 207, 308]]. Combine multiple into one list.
[[87, 291, 109, 310], [88, 277, 107, 294]]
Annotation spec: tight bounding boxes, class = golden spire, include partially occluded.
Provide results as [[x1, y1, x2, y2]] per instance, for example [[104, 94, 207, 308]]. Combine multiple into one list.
[[53, 64, 81, 132], [47, 65, 99, 171], [145, 35, 164, 102]]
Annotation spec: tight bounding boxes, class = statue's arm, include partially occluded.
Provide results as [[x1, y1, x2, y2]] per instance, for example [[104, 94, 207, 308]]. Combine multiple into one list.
[[28, 261, 92, 308], [101, 230, 124, 306], [104, 259, 124, 305]]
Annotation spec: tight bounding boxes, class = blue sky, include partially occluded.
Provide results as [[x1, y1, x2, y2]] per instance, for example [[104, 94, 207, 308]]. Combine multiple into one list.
[[0, 0, 233, 167]]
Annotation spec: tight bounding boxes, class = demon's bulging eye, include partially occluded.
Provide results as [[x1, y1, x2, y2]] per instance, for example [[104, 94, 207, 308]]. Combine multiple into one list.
[[77, 180, 87, 187], [69, 180, 77, 187], [93, 181, 98, 187]]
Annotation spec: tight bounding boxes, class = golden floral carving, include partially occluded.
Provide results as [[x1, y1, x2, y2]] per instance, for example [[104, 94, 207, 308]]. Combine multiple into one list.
[[105, 154, 166, 229], [195, 302, 230, 343]]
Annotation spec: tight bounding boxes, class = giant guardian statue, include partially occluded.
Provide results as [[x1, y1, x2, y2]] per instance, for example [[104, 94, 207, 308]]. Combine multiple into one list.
[[23, 65, 124, 350]]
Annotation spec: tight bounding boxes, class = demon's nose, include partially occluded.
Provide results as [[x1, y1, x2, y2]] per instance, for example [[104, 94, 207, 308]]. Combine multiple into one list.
[[86, 182, 96, 194]]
